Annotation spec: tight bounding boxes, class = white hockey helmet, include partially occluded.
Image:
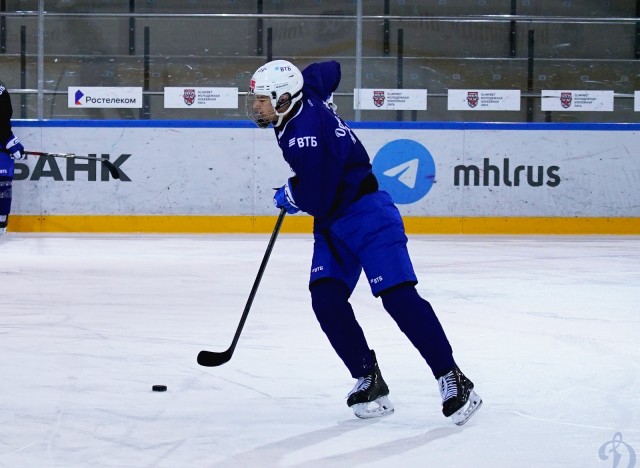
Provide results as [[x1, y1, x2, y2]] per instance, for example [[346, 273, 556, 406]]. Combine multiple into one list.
[[246, 59, 303, 127]]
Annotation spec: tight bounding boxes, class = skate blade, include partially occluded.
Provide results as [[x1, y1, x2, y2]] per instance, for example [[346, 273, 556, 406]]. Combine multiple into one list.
[[352, 395, 395, 419], [452, 390, 482, 426]]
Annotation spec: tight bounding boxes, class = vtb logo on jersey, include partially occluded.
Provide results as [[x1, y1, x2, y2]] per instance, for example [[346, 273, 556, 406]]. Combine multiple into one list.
[[289, 136, 318, 148], [467, 91, 479, 108], [560, 92, 572, 109], [183, 89, 196, 106], [373, 91, 385, 107]]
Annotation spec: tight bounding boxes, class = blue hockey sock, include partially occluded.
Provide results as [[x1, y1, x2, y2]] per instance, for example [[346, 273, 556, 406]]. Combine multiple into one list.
[[310, 278, 375, 378], [380, 283, 455, 378], [0, 177, 12, 221]]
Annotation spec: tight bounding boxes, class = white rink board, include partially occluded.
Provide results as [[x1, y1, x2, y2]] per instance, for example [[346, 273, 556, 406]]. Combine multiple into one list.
[[10, 124, 640, 217]]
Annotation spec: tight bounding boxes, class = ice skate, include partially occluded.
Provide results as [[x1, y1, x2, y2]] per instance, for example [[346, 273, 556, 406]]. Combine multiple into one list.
[[347, 352, 394, 419], [438, 365, 482, 426]]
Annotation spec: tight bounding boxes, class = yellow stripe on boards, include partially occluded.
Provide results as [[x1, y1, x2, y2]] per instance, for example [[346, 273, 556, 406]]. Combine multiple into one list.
[[8, 215, 640, 235], [9, 215, 309, 234], [402, 217, 640, 235]]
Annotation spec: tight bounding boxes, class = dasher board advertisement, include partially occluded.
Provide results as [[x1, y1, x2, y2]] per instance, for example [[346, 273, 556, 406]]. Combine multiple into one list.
[[9, 122, 640, 219]]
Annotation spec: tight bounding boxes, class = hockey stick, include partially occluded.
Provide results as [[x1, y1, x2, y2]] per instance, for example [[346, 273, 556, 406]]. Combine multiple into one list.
[[22, 151, 124, 180], [197, 207, 287, 367]]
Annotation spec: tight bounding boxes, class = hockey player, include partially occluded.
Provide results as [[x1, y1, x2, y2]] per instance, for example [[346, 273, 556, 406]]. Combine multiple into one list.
[[0, 81, 25, 235], [246, 59, 482, 425]]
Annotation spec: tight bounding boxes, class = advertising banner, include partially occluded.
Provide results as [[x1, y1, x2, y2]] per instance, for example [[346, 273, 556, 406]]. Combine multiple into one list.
[[68, 87, 143, 108], [541, 90, 614, 112], [354, 89, 427, 110], [10, 124, 640, 219], [164, 87, 238, 109], [447, 89, 521, 111]]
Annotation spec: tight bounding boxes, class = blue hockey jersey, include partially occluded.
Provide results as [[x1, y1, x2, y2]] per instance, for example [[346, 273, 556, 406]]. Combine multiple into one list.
[[274, 61, 374, 231]]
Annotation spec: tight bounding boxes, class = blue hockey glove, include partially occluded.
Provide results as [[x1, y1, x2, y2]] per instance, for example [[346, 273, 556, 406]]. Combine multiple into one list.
[[5, 134, 25, 160], [273, 180, 300, 214]]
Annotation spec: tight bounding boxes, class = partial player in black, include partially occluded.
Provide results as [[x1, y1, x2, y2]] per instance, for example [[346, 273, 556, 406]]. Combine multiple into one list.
[[0, 81, 25, 235]]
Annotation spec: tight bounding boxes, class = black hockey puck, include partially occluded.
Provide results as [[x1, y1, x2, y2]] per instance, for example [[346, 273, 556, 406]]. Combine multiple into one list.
[[152, 385, 167, 392]]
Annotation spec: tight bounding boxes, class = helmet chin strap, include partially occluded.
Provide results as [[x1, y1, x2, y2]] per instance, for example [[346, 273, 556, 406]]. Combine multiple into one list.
[[273, 90, 301, 127], [273, 114, 285, 127], [273, 103, 289, 127]]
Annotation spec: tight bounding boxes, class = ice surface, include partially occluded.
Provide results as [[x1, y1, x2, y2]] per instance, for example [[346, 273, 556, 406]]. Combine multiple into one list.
[[1, 233, 638, 467]]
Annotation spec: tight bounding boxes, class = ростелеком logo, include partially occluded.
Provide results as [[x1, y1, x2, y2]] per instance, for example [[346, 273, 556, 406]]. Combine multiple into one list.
[[74, 90, 84, 105], [372, 139, 436, 204]]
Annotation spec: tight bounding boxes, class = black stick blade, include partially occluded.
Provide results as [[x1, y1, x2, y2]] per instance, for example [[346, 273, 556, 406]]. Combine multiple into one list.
[[197, 349, 232, 367]]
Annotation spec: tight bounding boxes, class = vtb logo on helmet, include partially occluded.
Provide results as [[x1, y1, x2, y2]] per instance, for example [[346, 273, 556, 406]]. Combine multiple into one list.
[[246, 59, 304, 128]]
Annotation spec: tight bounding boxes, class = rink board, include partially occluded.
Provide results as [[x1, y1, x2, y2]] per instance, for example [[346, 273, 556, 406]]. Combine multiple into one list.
[[9, 121, 640, 234]]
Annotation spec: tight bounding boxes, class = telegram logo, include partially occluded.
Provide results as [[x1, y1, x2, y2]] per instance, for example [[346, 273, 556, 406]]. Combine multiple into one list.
[[372, 139, 436, 204]]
